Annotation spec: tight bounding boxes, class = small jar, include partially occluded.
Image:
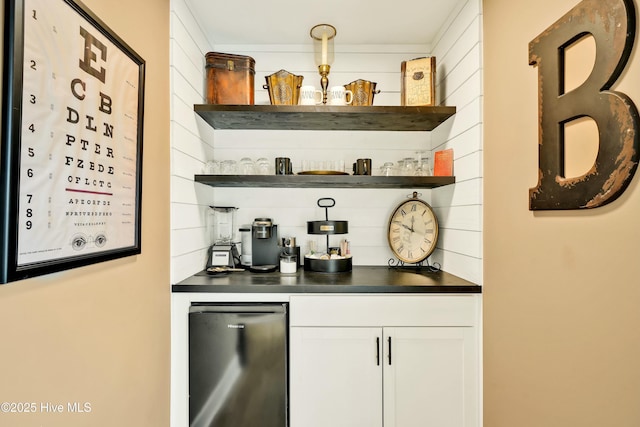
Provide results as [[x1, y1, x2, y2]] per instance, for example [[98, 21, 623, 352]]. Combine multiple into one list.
[[280, 253, 298, 274]]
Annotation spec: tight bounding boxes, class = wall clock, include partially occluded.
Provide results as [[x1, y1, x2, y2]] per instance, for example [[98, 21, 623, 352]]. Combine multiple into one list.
[[0, 0, 145, 283], [387, 192, 439, 266]]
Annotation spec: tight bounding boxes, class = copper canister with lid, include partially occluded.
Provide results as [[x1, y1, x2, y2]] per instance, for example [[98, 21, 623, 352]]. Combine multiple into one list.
[[205, 52, 256, 105]]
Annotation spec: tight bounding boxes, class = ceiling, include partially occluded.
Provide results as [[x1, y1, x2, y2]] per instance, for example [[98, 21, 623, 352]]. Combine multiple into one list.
[[186, 0, 463, 46]]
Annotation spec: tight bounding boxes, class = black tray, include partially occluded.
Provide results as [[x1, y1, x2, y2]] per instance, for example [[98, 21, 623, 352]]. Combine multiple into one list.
[[304, 256, 352, 273]]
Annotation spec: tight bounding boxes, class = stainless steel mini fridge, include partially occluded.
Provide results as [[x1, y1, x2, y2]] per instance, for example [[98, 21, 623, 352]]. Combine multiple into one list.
[[189, 303, 288, 427]]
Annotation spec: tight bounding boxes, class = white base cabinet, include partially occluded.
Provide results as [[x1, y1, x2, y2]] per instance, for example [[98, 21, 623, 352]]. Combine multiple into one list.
[[289, 295, 480, 427], [291, 327, 384, 427]]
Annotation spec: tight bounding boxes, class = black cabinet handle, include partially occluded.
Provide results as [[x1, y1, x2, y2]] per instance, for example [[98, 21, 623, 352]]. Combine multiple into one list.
[[387, 336, 392, 365], [376, 337, 380, 365]]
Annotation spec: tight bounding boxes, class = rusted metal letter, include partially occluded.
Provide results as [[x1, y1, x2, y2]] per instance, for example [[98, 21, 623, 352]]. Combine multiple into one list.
[[528, 0, 639, 209]]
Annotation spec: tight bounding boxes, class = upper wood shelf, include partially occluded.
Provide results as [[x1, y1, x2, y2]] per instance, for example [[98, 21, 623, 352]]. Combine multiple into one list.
[[194, 104, 456, 131]]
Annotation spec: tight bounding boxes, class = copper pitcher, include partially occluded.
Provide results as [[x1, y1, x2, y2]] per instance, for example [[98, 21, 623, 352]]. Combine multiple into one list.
[[343, 79, 381, 106], [263, 69, 304, 105]]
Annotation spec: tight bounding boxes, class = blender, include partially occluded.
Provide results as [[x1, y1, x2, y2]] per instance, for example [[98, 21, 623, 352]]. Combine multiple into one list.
[[206, 206, 241, 270]]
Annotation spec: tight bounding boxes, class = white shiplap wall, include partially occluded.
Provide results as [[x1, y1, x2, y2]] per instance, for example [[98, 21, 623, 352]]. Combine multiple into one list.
[[431, 0, 484, 283], [170, 0, 483, 285]]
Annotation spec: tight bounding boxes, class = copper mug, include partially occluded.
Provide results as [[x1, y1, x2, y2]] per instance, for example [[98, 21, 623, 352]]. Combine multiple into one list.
[[343, 79, 381, 106], [263, 69, 304, 105]]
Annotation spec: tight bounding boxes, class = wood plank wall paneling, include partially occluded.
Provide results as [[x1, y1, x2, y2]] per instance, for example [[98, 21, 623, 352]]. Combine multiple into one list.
[[169, 0, 483, 284], [430, 0, 483, 283]]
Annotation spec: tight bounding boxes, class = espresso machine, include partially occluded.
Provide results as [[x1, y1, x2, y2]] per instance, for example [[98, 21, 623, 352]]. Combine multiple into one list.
[[249, 218, 281, 271]]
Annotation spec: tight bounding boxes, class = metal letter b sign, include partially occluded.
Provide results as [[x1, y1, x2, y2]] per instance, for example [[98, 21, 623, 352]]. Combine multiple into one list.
[[529, 0, 639, 210]]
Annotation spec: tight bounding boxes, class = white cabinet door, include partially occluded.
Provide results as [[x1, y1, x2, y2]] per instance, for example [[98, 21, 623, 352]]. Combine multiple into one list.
[[290, 327, 383, 427], [383, 327, 478, 427]]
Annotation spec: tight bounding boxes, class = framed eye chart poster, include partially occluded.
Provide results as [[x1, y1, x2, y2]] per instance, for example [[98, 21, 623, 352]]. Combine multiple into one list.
[[0, 0, 145, 284]]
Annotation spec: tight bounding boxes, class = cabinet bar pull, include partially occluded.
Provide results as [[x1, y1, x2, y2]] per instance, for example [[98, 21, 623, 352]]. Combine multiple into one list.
[[376, 337, 380, 365], [387, 336, 392, 365]]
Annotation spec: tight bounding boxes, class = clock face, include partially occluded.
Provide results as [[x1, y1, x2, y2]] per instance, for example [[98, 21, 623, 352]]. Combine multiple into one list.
[[388, 198, 439, 264]]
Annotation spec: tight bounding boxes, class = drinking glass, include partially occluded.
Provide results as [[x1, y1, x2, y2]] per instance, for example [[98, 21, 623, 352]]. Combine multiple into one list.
[[402, 157, 416, 175], [380, 162, 395, 176], [239, 157, 255, 175], [220, 160, 237, 175], [204, 160, 220, 174], [415, 151, 431, 176], [256, 158, 271, 175]]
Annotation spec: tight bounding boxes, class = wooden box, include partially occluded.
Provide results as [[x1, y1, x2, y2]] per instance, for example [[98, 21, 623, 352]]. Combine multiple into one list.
[[401, 56, 436, 106], [205, 52, 255, 105]]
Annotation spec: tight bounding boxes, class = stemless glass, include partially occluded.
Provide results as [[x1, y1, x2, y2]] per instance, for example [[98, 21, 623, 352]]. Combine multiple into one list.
[[239, 157, 255, 175], [380, 162, 395, 176], [420, 156, 432, 176], [220, 160, 237, 175], [415, 150, 430, 176], [402, 157, 416, 176], [256, 158, 271, 175], [204, 160, 220, 174]]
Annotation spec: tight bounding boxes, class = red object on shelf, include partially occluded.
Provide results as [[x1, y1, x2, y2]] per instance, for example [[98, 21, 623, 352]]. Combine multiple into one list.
[[434, 148, 453, 176]]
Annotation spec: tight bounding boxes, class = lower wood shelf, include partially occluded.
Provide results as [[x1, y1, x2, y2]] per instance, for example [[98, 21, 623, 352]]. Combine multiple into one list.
[[194, 174, 455, 189]]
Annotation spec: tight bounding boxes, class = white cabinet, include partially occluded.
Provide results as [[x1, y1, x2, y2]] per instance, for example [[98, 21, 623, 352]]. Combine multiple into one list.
[[289, 295, 480, 427], [383, 327, 477, 427], [291, 327, 383, 427]]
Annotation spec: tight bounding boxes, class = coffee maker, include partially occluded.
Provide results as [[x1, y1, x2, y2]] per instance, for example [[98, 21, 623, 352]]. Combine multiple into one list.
[[250, 218, 281, 270]]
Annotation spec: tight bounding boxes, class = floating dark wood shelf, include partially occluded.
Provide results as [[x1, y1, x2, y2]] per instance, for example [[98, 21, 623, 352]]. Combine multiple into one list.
[[194, 104, 456, 131], [194, 174, 455, 189]]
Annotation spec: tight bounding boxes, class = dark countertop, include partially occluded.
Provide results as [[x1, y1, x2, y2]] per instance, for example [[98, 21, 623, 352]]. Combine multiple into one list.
[[172, 266, 481, 294]]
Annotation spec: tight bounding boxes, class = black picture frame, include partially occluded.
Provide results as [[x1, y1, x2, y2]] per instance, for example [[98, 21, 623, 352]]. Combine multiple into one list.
[[1, 0, 145, 284]]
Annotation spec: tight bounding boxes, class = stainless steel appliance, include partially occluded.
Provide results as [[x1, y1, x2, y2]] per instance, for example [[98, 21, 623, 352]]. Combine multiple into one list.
[[189, 303, 288, 427]]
